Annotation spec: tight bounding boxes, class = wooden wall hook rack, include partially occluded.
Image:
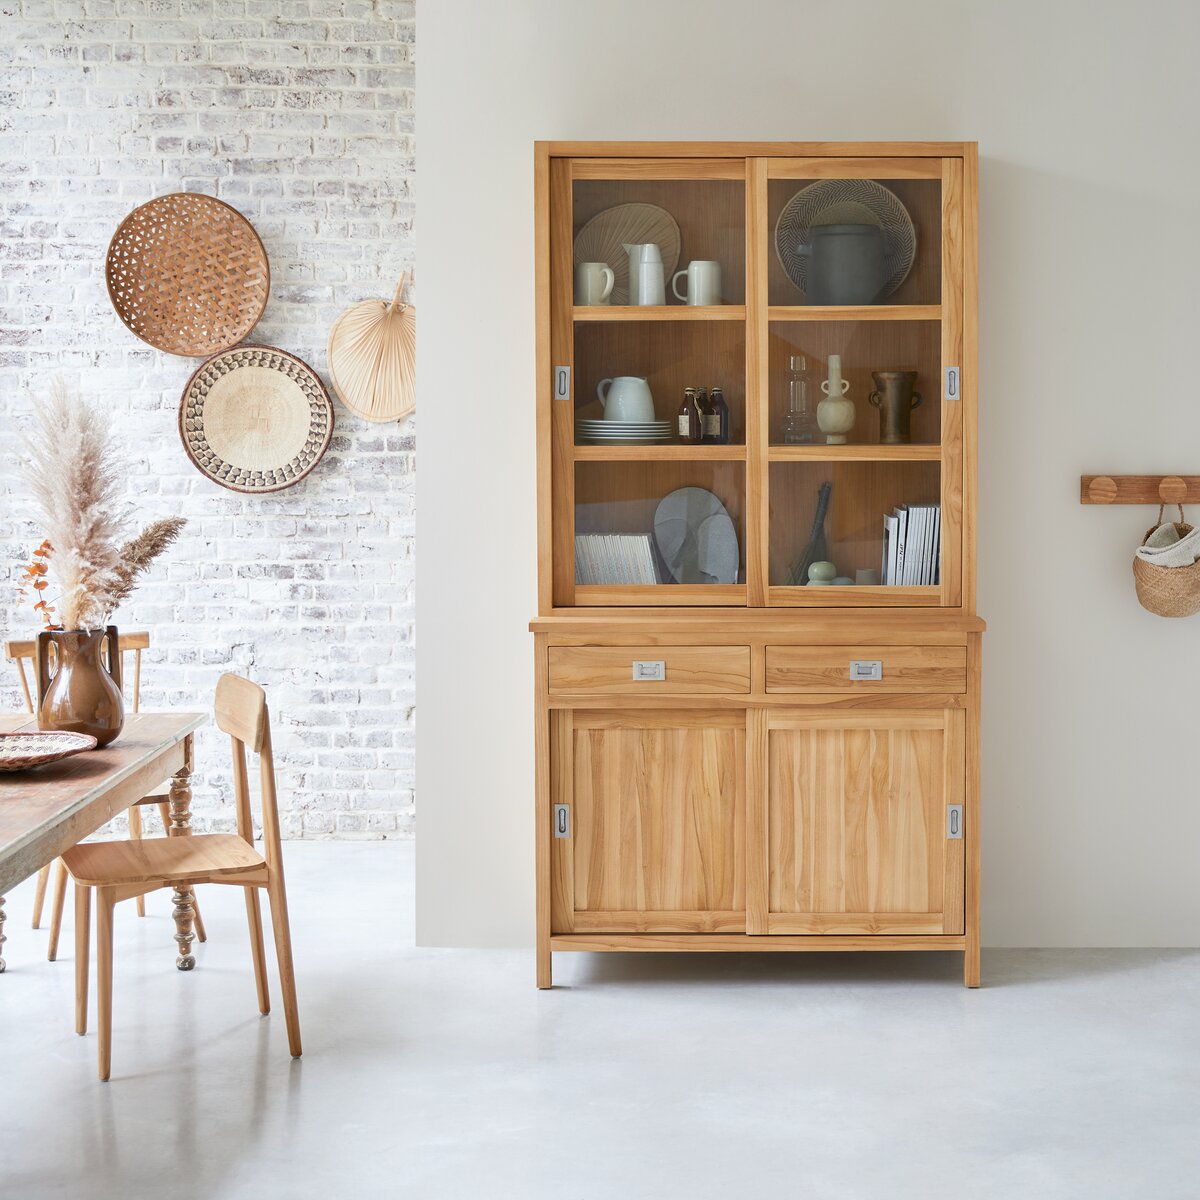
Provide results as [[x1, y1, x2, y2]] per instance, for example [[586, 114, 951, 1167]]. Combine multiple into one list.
[[1080, 475, 1200, 505]]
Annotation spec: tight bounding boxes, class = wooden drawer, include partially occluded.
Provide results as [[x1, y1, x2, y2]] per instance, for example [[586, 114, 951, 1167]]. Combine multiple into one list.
[[548, 646, 751, 695], [765, 645, 967, 694]]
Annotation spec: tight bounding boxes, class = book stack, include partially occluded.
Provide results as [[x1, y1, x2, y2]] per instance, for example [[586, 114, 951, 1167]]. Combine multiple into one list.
[[575, 534, 659, 585], [881, 504, 940, 586]]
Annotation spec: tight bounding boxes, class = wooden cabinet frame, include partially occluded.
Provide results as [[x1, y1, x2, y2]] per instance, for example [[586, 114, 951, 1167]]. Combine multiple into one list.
[[531, 141, 983, 990]]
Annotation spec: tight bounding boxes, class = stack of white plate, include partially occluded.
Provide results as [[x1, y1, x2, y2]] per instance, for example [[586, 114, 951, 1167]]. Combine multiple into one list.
[[576, 418, 673, 445]]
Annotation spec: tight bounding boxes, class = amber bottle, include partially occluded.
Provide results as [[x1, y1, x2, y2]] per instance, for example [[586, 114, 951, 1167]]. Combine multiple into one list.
[[677, 387, 703, 444]]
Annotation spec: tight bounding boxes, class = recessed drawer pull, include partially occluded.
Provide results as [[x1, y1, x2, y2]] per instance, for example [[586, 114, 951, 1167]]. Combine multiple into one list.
[[849, 659, 883, 681], [632, 660, 666, 682]]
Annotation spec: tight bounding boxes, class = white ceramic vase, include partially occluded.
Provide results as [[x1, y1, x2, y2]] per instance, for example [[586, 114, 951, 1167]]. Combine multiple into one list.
[[817, 353, 855, 444]]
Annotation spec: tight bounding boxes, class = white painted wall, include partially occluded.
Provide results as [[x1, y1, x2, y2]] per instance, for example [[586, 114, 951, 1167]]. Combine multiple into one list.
[[419, 0, 1200, 947]]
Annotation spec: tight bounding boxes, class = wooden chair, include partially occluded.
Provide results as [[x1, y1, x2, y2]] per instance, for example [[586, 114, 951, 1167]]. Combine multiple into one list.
[[3, 631, 206, 959], [66, 672, 301, 1081]]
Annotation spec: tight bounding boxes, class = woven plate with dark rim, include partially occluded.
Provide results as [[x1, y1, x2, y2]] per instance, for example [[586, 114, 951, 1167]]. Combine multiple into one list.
[[106, 193, 270, 357], [178, 344, 334, 493], [0, 731, 98, 773]]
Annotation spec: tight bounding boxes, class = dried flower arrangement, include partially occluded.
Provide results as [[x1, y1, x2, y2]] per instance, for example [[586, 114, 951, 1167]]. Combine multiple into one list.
[[17, 381, 187, 630]]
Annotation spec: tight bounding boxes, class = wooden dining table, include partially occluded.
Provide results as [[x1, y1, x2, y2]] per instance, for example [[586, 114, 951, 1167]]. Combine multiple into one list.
[[0, 712, 206, 973]]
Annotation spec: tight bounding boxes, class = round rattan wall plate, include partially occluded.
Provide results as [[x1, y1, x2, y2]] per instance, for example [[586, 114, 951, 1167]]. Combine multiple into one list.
[[106, 193, 271, 357], [178, 345, 334, 494], [326, 275, 416, 422]]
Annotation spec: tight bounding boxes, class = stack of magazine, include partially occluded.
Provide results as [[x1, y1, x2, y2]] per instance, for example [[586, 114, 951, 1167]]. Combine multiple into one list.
[[882, 504, 940, 585], [575, 534, 659, 585]]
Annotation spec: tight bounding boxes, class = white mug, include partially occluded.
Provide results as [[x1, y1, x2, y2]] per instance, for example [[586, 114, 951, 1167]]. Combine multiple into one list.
[[672, 260, 722, 306], [574, 261, 614, 306], [596, 376, 654, 422]]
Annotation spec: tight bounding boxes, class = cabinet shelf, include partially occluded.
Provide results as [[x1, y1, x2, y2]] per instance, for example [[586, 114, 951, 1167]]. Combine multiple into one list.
[[768, 444, 941, 462], [574, 444, 745, 462], [767, 304, 941, 322], [573, 305, 746, 322]]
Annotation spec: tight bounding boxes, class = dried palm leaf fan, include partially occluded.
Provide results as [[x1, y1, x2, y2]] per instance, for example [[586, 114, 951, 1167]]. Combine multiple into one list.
[[326, 273, 416, 422]]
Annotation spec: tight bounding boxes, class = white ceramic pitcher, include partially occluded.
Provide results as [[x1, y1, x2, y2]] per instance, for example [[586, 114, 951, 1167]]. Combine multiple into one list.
[[596, 376, 655, 422]]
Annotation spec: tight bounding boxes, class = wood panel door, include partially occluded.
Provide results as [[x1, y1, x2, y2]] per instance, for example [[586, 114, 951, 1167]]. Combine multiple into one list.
[[551, 710, 746, 933], [750, 710, 964, 935]]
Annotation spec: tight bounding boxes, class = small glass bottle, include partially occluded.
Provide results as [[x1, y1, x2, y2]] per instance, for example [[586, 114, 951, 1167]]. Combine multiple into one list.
[[677, 387, 703, 444], [782, 354, 816, 444], [705, 387, 730, 444]]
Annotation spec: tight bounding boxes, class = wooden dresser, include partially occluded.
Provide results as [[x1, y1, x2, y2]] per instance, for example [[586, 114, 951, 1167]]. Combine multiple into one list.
[[531, 142, 983, 987]]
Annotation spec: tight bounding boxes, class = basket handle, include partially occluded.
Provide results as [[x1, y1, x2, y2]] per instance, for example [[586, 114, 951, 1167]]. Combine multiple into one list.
[[1155, 503, 1186, 526]]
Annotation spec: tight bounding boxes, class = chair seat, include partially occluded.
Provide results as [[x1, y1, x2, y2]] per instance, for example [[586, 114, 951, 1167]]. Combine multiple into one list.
[[63, 834, 266, 887]]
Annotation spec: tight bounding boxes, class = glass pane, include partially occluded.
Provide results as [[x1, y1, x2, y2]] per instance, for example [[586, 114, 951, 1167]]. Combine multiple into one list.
[[768, 321, 939, 447], [576, 462, 745, 586], [767, 177, 941, 307], [769, 461, 941, 587], [574, 321, 745, 446], [573, 177, 745, 307]]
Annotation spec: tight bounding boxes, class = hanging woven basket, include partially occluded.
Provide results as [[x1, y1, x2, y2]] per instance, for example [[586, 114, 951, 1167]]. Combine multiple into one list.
[[326, 273, 416, 423], [1132, 504, 1200, 617]]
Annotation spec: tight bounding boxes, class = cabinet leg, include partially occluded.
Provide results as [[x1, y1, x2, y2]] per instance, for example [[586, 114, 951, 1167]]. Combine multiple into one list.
[[963, 939, 980, 988], [536, 940, 552, 990]]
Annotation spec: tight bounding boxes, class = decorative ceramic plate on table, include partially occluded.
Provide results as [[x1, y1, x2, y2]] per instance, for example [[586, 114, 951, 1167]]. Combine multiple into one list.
[[573, 203, 681, 306], [653, 486, 740, 585], [106, 192, 270, 357], [178, 344, 334, 493], [774, 179, 917, 300], [0, 731, 97, 773]]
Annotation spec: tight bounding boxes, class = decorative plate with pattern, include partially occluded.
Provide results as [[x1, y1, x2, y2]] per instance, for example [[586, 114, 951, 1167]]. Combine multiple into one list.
[[178, 344, 334, 493], [0, 731, 98, 773], [106, 193, 270, 357], [774, 179, 917, 300]]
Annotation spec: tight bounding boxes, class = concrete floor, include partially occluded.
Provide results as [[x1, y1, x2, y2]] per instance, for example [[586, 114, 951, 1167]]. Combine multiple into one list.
[[0, 843, 1197, 1199]]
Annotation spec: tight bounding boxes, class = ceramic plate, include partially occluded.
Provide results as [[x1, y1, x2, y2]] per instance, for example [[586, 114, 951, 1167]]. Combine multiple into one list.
[[774, 179, 917, 300], [653, 487, 740, 585], [0, 731, 98, 773], [573, 203, 681, 306]]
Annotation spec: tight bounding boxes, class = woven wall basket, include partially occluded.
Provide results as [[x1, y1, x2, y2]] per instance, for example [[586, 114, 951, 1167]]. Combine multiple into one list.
[[106, 193, 270, 357], [178, 345, 334, 494], [326, 274, 416, 422], [1132, 506, 1200, 617]]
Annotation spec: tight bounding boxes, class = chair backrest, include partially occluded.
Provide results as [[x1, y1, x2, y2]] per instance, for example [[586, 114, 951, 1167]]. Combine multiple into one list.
[[215, 672, 284, 872], [4, 630, 151, 714]]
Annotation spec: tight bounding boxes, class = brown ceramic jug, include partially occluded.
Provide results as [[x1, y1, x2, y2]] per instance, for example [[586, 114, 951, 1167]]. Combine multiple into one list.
[[35, 626, 125, 748], [868, 370, 923, 444]]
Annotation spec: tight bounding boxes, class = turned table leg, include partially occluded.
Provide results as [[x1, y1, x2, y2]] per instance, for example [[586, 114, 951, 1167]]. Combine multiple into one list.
[[0, 893, 7, 973], [167, 734, 197, 971]]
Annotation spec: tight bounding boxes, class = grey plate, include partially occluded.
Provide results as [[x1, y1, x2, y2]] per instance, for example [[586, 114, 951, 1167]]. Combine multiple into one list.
[[653, 486, 740, 585]]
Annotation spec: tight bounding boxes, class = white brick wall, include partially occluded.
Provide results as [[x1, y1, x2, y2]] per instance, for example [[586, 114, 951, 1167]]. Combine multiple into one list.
[[0, 1, 417, 838]]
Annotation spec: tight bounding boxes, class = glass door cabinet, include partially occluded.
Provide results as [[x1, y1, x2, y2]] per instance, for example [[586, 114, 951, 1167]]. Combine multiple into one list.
[[541, 150, 972, 610], [532, 143, 982, 994]]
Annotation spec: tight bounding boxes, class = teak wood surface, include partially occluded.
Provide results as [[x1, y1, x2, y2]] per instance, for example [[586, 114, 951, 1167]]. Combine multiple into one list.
[[0, 712, 205, 896], [532, 141, 983, 989]]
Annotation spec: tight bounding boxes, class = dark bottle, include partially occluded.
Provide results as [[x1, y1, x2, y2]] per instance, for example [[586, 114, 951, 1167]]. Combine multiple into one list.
[[705, 387, 730, 444], [677, 387, 703, 443], [693, 388, 710, 442]]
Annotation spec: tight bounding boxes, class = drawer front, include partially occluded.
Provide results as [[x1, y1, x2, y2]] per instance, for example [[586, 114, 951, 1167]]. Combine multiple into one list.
[[548, 646, 751, 695], [765, 645, 967, 694]]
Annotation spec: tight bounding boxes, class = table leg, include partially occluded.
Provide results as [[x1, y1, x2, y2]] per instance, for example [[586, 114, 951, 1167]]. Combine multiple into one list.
[[0, 893, 7, 973], [168, 734, 197, 971]]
